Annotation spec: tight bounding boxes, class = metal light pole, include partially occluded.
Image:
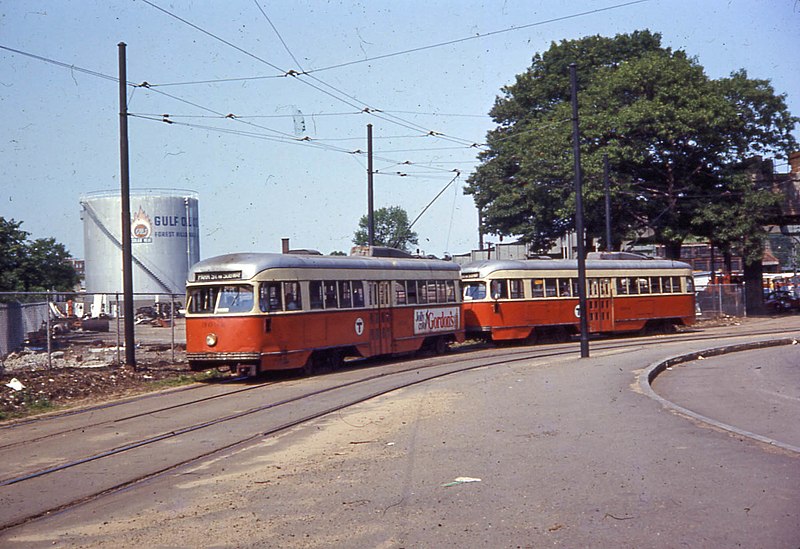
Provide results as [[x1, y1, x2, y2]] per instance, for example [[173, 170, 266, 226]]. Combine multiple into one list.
[[367, 124, 375, 247], [118, 42, 136, 368], [603, 153, 612, 251], [570, 63, 590, 358]]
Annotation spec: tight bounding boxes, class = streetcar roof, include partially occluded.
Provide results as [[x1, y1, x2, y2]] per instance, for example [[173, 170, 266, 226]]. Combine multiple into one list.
[[188, 252, 460, 282], [460, 258, 692, 278]]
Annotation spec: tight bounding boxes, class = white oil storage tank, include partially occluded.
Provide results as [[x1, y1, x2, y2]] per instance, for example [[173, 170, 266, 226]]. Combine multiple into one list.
[[81, 189, 200, 295]]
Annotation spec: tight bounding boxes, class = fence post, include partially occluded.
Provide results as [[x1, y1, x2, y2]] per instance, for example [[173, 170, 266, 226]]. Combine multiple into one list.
[[171, 293, 176, 364], [115, 293, 121, 366], [46, 291, 52, 370]]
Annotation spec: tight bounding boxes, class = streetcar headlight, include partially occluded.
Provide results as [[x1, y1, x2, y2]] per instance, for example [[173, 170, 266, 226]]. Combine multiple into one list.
[[206, 333, 218, 347]]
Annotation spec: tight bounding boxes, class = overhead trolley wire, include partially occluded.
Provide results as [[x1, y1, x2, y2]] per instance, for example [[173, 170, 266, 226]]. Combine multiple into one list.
[[303, 0, 653, 75], [140, 0, 484, 150], [138, 0, 285, 75], [0, 43, 476, 176], [0, 44, 118, 83], [252, 0, 306, 72], [146, 0, 652, 85]]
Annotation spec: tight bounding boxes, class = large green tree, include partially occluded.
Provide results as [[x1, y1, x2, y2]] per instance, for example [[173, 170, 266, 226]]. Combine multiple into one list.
[[466, 30, 797, 260], [0, 217, 79, 293], [353, 206, 419, 252]]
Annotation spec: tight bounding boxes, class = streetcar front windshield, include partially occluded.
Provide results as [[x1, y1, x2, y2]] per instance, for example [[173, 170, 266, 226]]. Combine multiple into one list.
[[188, 284, 254, 314], [463, 282, 487, 301]]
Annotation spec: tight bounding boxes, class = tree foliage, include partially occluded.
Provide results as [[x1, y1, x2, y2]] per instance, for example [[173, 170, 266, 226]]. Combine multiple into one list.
[[353, 206, 419, 252], [0, 217, 79, 293], [466, 30, 798, 259]]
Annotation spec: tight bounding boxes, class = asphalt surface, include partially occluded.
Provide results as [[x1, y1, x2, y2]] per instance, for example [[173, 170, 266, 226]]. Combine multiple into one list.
[[652, 344, 800, 451], [3, 317, 800, 548]]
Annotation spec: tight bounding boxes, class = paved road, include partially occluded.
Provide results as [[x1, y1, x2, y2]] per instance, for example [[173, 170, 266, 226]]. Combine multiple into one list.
[[652, 344, 800, 451], [3, 317, 800, 548]]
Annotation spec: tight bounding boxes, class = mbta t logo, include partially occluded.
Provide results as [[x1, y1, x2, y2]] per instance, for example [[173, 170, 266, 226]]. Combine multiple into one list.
[[354, 317, 365, 336]]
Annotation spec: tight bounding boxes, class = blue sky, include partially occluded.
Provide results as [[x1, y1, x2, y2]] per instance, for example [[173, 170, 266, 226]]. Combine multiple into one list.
[[1, 0, 798, 260]]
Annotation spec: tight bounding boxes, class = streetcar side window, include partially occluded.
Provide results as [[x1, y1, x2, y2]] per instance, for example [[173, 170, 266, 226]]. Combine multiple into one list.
[[446, 280, 457, 302], [638, 277, 651, 294], [339, 281, 352, 308], [324, 280, 338, 309], [188, 286, 219, 314], [663, 276, 681, 293], [418, 281, 428, 304], [394, 281, 407, 305], [509, 279, 524, 299], [429, 281, 440, 303], [217, 285, 254, 313], [420, 281, 437, 303], [463, 282, 486, 300], [618, 277, 639, 295], [650, 277, 662, 294], [544, 279, 557, 298], [558, 278, 572, 297], [310, 281, 324, 309], [283, 282, 302, 310], [491, 280, 509, 300], [532, 279, 544, 298], [353, 281, 365, 307], [259, 282, 282, 312], [406, 281, 418, 304], [436, 281, 447, 303], [685, 277, 694, 293]]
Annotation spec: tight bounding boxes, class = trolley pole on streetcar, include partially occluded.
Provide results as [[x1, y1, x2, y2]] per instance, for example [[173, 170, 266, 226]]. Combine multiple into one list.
[[570, 63, 590, 358], [118, 42, 136, 368], [367, 124, 375, 247]]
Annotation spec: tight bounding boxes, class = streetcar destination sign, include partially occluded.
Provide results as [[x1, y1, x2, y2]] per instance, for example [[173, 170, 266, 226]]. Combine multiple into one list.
[[195, 271, 242, 282]]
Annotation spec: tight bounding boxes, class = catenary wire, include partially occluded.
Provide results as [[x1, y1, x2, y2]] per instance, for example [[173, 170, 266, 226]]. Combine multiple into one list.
[[138, 0, 484, 149]]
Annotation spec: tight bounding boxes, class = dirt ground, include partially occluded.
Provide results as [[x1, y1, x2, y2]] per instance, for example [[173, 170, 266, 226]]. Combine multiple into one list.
[[0, 320, 223, 420]]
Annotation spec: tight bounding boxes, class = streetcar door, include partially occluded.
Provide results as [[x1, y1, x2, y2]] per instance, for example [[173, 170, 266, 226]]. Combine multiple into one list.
[[587, 278, 614, 333], [368, 281, 393, 356]]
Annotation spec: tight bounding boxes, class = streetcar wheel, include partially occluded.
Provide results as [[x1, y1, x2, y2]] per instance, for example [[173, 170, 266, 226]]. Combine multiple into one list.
[[328, 350, 344, 370], [302, 354, 319, 377], [433, 337, 448, 355]]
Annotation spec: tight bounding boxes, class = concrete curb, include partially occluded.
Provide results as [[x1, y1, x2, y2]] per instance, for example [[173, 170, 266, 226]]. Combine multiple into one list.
[[639, 337, 800, 455]]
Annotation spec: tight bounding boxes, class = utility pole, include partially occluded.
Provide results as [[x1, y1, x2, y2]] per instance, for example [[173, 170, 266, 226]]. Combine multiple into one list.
[[603, 153, 612, 251], [118, 42, 136, 368], [570, 63, 589, 358], [367, 124, 375, 247]]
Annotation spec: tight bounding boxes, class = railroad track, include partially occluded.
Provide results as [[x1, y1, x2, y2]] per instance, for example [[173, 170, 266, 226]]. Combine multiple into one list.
[[0, 320, 794, 532]]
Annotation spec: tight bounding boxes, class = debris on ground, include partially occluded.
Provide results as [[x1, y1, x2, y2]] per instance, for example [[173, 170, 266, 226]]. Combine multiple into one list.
[[0, 338, 201, 420], [441, 476, 482, 487]]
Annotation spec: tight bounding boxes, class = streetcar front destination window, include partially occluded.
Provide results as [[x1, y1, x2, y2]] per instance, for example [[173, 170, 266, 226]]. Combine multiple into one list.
[[189, 284, 254, 314]]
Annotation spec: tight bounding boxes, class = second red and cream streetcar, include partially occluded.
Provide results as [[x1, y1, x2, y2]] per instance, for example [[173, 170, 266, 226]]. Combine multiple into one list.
[[461, 253, 695, 342], [185, 247, 464, 376]]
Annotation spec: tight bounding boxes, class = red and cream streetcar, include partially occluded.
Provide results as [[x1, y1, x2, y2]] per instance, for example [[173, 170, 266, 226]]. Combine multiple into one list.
[[461, 252, 695, 342], [185, 247, 464, 376]]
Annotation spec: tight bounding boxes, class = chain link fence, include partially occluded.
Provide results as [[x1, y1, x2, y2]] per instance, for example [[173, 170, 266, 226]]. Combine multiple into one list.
[[0, 292, 185, 367], [695, 284, 746, 319]]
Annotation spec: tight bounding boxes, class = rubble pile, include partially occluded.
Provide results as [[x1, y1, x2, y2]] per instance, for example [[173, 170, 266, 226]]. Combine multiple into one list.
[[1, 343, 193, 419]]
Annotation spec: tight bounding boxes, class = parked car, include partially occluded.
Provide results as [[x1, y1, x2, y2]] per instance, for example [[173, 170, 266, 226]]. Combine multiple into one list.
[[764, 289, 800, 312]]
